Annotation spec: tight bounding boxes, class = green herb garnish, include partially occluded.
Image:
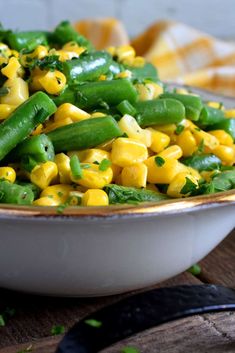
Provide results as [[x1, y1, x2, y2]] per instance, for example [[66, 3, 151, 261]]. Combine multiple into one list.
[[121, 347, 140, 353], [154, 156, 165, 167], [188, 264, 201, 276], [99, 159, 111, 171], [51, 325, 65, 336], [180, 177, 198, 195], [175, 124, 184, 135], [70, 154, 82, 179], [85, 319, 102, 328]]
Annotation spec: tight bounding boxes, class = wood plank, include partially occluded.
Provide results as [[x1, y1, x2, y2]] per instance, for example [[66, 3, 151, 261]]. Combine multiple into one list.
[[3, 312, 235, 353], [0, 273, 199, 351], [199, 229, 235, 287]]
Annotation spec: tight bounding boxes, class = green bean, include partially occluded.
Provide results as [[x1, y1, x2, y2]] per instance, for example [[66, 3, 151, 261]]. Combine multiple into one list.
[[117, 100, 137, 116], [160, 93, 203, 121], [134, 98, 185, 127], [50, 21, 92, 50], [16, 181, 41, 199], [7, 134, 55, 164], [207, 119, 235, 141], [0, 92, 56, 161], [47, 116, 123, 152], [70, 155, 82, 179], [198, 106, 225, 127], [7, 31, 48, 51], [75, 79, 138, 110], [63, 51, 112, 83], [51, 86, 76, 106], [181, 154, 222, 172], [0, 180, 34, 205], [125, 62, 158, 82]]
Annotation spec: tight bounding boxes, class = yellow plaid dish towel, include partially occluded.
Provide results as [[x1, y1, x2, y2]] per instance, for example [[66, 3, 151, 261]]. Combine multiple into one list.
[[75, 19, 235, 97]]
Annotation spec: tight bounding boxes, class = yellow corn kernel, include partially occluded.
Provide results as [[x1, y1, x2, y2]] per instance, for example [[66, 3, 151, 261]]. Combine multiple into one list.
[[67, 190, 84, 206], [135, 82, 164, 101], [62, 41, 86, 56], [175, 88, 190, 95], [111, 163, 122, 181], [0, 77, 29, 106], [154, 123, 176, 136], [121, 163, 147, 188], [186, 166, 201, 181], [213, 145, 235, 166], [116, 45, 135, 62], [176, 130, 197, 157], [145, 156, 182, 184], [71, 163, 113, 189], [31, 123, 43, 136], [57, 50, 79, 61], [54, 103, 90, 122], [30, 161, 58, 189], [200, 171, 216, 182], [99, 74, 106, 81], [31, 45, 48, 59], [146, 183, 159, 192], [167, 172, 199, 198], [0, 167, 16, 183], [106, 46, 116, 56], [191, 127, 219, 150], [29, 70, 44, 91], [233, 145, 235, 163], [158, 145, 183, 160], [54, 153, 71, 184], [67, 150, 88, 161], [10, 50, 19, 58], [41, 184, 74, 203], [43, 118, 73, 133], [207, 101, 223, 109], [147, 128, 170, 153], [132, 56, 145, 67], [91, 112, 106, 118], [82, 189, 109, 206], [118, 114, 152, 147], [97, 138, 115, 151], [116, 70, 132, 79], [0, 104, 16, 120], [81, 149, 110, 164], [1, 57, 21, 79], [111, 138, 148, 167], [208, 130, 233, 146], [38, 70, 66, 95], [224, 109, 235, 118], [33, 197, 59, 206]]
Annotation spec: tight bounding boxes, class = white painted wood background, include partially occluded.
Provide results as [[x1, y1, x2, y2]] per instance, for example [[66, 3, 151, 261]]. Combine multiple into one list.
[[0, 0, 235, 39]]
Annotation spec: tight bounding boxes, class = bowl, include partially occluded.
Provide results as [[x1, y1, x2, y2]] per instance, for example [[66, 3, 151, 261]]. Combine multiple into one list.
[[0, 87, 235, 297]]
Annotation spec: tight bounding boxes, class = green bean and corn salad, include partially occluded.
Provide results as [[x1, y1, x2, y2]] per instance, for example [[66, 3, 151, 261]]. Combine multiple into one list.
[[0, 21, 234, 207]]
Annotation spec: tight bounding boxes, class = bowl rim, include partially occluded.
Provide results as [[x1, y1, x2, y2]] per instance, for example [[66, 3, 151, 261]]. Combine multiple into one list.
[[0, 189, 234, 221]]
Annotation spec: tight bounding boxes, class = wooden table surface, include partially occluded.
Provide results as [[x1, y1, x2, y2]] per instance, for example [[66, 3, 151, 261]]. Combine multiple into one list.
[[0, 229, 234, 353]]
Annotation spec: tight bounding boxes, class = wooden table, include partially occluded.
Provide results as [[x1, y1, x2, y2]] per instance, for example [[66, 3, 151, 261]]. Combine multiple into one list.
[[0, 229, 234, 353]]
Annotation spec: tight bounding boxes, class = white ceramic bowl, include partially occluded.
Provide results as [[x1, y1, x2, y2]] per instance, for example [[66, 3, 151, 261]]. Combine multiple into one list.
[[0, 86, 234, 297], [0, 190, 234, 296]]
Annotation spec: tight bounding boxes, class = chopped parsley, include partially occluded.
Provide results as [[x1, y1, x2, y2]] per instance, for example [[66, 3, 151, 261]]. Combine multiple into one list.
[[187, 264, 201, 276], [70, 154, 82, 179], [154, 156, 165, 167], [28, 55, 63, 72], [175, 124, 184, 135], [180, 177, 198, 195], [121, 347, 140, 353], [197, 139, 205, 154], [99, 159, 111, 171], [84, 319, 102, 328], [51, 325, 65, 336], [0, 314, 5, 326]]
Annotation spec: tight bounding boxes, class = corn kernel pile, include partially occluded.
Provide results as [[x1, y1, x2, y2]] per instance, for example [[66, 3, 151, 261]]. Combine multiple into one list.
[[0, 23, 234, 207]]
